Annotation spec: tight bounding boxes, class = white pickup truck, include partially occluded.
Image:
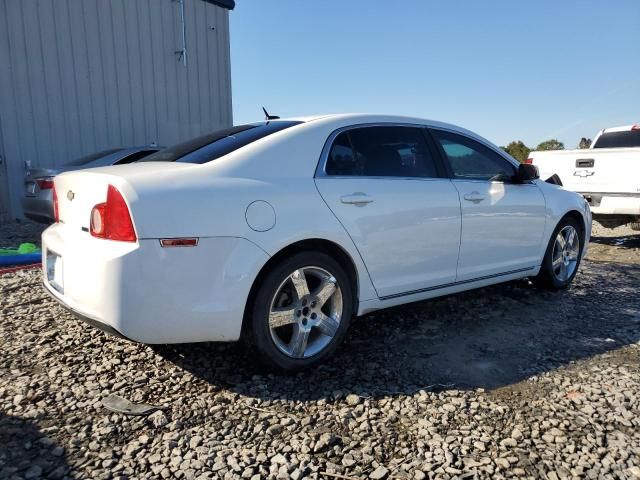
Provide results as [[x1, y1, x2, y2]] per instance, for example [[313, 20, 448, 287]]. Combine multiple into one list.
[[529, 124, 640, 230]]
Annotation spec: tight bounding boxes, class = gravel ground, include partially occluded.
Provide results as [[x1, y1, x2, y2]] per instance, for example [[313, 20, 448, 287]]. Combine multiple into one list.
[[1, 221, 639, 480], [588, 222, 640, 265]]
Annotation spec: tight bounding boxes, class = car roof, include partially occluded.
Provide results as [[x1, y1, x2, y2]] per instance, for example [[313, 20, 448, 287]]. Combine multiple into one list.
[[600, 124, 639, 133], [282, 113, 477, 135], [278, 113, 497, 153]]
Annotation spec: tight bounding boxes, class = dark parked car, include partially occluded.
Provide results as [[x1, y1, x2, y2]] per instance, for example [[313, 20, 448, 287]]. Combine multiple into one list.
[[23, 146, 160, 223]]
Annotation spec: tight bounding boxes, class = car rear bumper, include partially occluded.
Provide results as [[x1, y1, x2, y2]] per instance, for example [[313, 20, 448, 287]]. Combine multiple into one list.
[[42, 223, 269, 344], [22, 195, 54, 224], [43, 282, 130, 340]]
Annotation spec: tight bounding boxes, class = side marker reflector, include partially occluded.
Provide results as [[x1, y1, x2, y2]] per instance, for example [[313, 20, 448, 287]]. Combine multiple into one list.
[[160, 238, 199, 247]]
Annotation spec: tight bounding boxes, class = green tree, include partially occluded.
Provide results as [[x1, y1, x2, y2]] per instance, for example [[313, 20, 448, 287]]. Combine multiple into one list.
[[535, 139, 565, 151], [502, 141, 531, 163], [578, 137, 592, 149]]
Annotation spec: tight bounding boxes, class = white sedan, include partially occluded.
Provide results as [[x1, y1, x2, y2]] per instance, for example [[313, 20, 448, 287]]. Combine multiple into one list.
[[42, 114, 591, 370]]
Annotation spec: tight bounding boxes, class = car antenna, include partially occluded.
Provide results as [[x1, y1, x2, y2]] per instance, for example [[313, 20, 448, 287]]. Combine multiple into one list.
[[262, 107, 280, 121]]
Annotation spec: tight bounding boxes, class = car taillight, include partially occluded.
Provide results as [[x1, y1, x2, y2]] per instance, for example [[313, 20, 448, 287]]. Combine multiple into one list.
[[52, 183, 60, 222], [90, 203, 106, 237], [90, 185, 137, 242], [36, 177, 54, 190], [524, 158, 533, 164]]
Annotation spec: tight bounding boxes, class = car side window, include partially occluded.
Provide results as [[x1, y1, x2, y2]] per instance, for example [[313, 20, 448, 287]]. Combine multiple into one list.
[[325, 126, 440, 178], [431, 129, 516, 182], [326, 132, 357, 176]]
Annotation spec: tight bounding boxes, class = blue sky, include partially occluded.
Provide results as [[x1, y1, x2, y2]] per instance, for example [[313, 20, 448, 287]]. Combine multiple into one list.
[[229, 1, 640, 149]]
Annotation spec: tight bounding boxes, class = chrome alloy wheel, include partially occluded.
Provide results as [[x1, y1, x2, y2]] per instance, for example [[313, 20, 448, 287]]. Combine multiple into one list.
[[268, 266, 343, 359], [551, 225, 580, 282]]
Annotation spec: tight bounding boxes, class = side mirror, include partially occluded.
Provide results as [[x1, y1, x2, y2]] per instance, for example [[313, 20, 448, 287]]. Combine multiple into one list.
[[516, 163, 539, 182]]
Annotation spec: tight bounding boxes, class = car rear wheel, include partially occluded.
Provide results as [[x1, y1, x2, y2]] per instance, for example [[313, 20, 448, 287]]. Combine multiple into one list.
[[246, 252, 353, 371], [533, 216, 583, 290]]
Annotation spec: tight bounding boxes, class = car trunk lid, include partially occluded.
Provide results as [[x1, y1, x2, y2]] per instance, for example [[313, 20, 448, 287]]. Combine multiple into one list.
[[24, 167, 59, 197], [53, 162, 197, 234]]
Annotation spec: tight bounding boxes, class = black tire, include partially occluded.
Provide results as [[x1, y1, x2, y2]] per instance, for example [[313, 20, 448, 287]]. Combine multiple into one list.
[[532, 216, 584, 290], [245, 251, 353, 371]]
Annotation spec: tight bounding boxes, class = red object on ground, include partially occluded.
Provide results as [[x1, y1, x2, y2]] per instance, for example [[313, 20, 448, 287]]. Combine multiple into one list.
[[0, 263, 42, 276]]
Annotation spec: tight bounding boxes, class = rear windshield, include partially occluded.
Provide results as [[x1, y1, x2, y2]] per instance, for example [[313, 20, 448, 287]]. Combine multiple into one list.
[[140, 121, 302, 164], [65, 148, 123, 166], [593, 130, 640, 149]]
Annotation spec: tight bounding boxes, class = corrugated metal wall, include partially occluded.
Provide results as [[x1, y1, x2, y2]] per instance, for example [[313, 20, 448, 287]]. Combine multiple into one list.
[[0, 0, 232, 221]]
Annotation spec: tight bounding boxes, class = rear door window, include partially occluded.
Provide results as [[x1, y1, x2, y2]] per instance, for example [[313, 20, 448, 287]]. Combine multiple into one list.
[[326, 132, 357, 176], [325, 126, 441, 178]]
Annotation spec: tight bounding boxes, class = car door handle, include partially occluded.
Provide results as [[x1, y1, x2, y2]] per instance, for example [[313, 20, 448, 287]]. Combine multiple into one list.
[[340, 193, 374, 206], [463, 192, 486, 203]]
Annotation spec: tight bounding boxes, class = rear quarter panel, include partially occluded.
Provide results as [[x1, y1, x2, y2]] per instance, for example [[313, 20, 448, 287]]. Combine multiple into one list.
[[120, 123, 380, 303]]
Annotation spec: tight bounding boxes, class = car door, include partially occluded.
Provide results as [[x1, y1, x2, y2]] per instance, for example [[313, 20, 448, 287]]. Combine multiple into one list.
[[315, 125, 461, 298], [430, 128, 546, 281]]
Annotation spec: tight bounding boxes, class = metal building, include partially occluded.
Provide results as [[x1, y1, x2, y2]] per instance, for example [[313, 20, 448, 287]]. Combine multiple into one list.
[[0, 0, 234, 223]]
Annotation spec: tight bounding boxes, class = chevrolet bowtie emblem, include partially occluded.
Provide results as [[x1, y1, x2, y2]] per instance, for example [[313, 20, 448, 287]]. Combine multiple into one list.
[[67, 190, 75, 201], [573, 170, 595, 178]]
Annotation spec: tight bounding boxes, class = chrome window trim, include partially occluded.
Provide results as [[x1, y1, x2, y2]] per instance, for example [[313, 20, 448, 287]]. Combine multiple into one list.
[[314, 122, 532, 186], [450, 178, 538, 187], [314, 122, 445, 180], [317, 175, 447, 182], [450, 179, 539, 188]]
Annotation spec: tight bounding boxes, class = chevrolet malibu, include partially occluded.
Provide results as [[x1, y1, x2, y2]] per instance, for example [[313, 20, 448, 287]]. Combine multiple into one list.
[[42, 114, 591, 370]]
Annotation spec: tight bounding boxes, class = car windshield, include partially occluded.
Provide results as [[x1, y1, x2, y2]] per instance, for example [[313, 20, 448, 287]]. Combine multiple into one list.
[[593, 129, 640, 148], [140, 121, 303, 164], [64, 148, 123, 167]]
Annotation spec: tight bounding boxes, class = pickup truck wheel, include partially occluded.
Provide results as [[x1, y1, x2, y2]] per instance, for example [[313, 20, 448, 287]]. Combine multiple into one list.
[[246, 252, 353, 371], [533, 217, 583, 290]]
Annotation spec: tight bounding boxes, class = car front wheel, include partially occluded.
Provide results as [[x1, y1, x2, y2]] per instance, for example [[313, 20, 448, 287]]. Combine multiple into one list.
[[533, 216, 583, 290], [246, 252, 353, 371]]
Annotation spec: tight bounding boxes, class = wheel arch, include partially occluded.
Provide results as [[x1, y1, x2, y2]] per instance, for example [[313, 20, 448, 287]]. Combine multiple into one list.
[[561, 209, 586, 236], [548, 209, 588, 257], [241, 238, 360, 334]]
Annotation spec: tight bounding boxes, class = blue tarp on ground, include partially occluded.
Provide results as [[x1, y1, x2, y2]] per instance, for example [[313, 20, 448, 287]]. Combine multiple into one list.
[[0, 253, 42, 266]]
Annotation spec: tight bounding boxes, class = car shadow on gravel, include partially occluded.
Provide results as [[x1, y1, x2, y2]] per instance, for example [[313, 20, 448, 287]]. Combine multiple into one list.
[[0, 412, 69, 479], [590, 233, 640, 248], [153, 261, 640, 401]]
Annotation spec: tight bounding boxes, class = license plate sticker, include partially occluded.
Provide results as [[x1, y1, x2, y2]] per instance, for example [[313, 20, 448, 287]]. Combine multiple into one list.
[[46, 251, 64, 293]]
